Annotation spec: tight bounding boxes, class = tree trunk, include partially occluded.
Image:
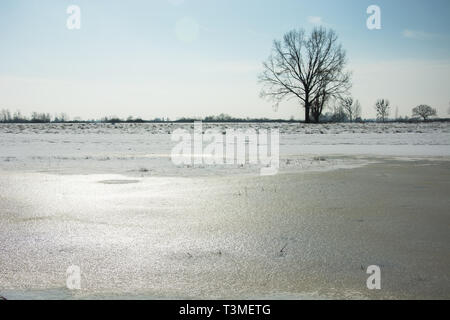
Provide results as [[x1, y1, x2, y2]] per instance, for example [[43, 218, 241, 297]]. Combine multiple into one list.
[[304, 103, 310, 123]]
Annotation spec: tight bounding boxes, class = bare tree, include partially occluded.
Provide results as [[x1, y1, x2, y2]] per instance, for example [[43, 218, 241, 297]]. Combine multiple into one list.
[[374, 99, 390, 122], [259, 27, 351, 123], [1, 109, 12, 122], [54, 113, 69, 123], [341, 97, 361, 122], [310, 88, 329, 123], [31, 112, 51, 123], [412, 104, 436, 121], [329, 101, 348, 122], [13, 110, 25, 122]]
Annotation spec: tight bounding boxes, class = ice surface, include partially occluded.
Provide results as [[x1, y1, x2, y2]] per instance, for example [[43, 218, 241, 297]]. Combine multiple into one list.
[[1, 122, 450, 299]]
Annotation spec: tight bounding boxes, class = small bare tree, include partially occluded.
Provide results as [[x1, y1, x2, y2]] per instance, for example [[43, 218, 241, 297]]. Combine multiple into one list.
[[412, 104, 436, 121], [374, 99, 390, 122], [329, 101, 347, 122], [259, 27, 351, 123], [341, 97, 361, 122], [1, 109, 12, 122]]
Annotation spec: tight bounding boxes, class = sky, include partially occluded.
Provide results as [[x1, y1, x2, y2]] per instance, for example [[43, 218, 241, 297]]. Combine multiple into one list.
[[0, 0, 449, 120]]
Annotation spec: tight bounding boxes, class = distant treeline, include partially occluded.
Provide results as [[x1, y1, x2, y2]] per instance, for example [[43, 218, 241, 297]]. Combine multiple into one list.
[[0, 109, 449, 124], [0, 110, 300, 124], [0, 110, 54, 123]]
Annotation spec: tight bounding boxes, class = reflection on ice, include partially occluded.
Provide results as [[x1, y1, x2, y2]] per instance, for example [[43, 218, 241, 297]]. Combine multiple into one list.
[[1, 162, 450, 299]]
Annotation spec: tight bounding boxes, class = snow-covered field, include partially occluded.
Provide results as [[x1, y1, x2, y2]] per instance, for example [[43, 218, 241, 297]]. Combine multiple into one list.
[[2, 121, 450, 135], [1, 122, 449, 176]]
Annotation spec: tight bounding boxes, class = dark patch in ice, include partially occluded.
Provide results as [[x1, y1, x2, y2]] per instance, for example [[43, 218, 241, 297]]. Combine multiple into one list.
[[98, 179, 140, 184]]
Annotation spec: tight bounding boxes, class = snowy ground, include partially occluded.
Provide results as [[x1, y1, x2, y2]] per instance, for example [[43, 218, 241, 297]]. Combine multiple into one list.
[[0, 122, 449, 176], [2, 121, 449, 135]]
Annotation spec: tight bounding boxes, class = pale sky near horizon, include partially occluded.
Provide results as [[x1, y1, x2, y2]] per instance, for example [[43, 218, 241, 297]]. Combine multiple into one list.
[[0, 0, 449, 120]]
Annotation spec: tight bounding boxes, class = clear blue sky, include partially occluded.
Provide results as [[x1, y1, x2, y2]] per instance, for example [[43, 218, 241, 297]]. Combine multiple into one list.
[[1, 0, 449, 119]]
